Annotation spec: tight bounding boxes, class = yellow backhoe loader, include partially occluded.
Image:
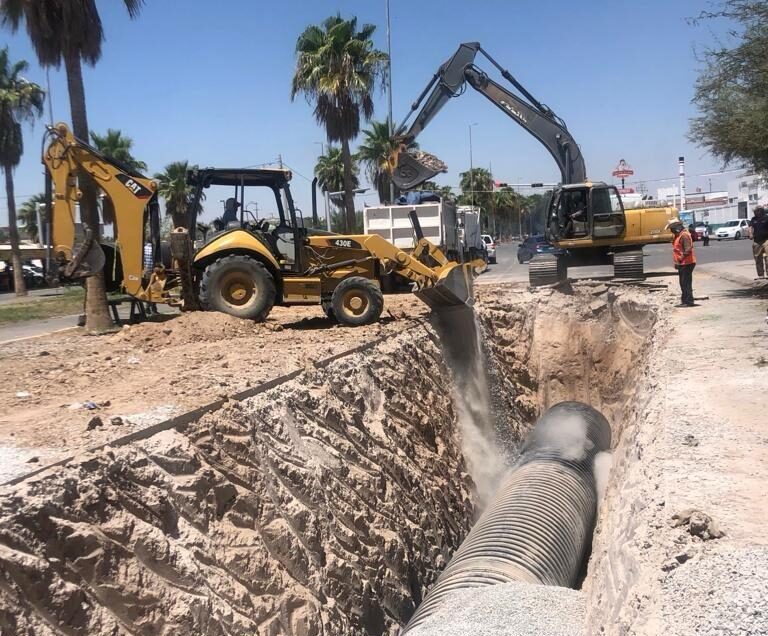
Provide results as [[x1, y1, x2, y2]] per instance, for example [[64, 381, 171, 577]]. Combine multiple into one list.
[[42, 123, 478, 326]]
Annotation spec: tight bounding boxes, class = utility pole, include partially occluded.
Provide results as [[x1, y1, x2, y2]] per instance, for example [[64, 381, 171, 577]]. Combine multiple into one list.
[[386, 0, 395, 204], [278, 154, 283, 169], [678, 156, 686, 211], [469, 126, 474, 208]]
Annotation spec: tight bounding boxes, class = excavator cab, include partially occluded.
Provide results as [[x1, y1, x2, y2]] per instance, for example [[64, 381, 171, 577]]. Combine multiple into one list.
[[547, 183, 626, 242]]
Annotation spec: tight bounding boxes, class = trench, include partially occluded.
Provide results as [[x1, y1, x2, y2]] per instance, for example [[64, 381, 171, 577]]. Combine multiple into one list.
[[0, 283, 658, 636]]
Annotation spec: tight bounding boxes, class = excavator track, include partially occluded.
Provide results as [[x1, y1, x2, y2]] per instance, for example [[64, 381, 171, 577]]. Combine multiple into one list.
[[613, 250, 645, 279], [529, 254, 567, 286]]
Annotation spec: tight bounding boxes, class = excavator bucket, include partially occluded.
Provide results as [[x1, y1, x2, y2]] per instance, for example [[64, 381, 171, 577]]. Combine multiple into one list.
[[415, 261, 476, 310], [391, 149, 448, 190]]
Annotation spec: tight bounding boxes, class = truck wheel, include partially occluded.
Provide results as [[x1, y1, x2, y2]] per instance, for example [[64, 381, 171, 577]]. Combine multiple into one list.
[[331, 277, 384, 326], [199, 254, 275, 321]]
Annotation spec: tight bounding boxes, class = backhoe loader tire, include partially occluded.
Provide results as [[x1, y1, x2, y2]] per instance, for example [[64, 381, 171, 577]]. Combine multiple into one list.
[[321, 300, 337, 322], [331, 277, 384, 327], [200, 255, 275, 321]]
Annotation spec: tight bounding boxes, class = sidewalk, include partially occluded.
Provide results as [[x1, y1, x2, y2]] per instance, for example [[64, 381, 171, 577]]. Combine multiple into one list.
[[0, 287, 68, 305], [0, 304, 180, 344]]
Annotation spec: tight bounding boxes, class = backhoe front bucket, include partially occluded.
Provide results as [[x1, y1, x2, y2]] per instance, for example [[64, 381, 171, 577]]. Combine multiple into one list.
[[415, 262, 475, 310]]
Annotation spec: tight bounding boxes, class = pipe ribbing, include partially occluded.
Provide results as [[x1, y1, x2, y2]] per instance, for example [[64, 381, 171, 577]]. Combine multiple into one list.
[[402, 401, 611, 633]]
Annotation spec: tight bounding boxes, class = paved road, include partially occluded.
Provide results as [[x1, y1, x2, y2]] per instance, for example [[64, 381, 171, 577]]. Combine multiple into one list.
[[480, 238, 755, 285]]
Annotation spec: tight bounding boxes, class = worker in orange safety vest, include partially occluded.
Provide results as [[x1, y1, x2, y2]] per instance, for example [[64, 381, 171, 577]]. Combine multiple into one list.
[[667, 218, 696, 307]]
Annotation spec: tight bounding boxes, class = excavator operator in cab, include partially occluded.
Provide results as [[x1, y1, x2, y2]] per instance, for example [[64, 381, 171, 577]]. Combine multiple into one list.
[[563, 190, 587, 238]]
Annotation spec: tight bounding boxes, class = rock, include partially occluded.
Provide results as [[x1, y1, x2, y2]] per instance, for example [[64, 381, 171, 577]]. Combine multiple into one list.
[[15, 391, 31, 398], [672, 509, 724, 540], [25, 456, 40, 464], [109, 416, 124, 426], [38, 351, 50, 357], [682, 434, 699, 447], [86, 416, 104, 430], [589, 299, 608, 314]]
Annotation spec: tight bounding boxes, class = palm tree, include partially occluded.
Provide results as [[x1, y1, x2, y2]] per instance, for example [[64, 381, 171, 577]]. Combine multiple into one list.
[[315, 146, 359, 207], [0, 47, 44, 297], [356, 120, 417, 204], [292, 15, 387, 232], [2, 0, 145, 328], [154, 161, 202, 229], [90, 128, 146, 227], [18, 193, 45, 242], [90, 129, 146, 172]]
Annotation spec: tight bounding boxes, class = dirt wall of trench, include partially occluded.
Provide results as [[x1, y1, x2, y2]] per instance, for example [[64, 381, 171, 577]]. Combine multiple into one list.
[[0, 283, 664, 636], [0, 327, 479, 636]]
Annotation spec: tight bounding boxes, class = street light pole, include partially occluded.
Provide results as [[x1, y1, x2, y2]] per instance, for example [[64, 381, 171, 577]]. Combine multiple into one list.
[[386, 0, 395, 204]]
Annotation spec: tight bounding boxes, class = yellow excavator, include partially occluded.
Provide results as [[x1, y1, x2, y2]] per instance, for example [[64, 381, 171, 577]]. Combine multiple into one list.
[[42, 123, 478, 326], [388, 42, 675, 285]]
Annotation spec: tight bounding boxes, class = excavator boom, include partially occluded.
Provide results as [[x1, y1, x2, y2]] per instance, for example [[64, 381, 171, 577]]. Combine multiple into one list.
[[391, 42, 586, 188]]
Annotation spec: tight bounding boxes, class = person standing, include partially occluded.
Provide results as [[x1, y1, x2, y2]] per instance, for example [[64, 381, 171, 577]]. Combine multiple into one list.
[[667, 218, 696, 306], [749, 206, 768, 279], [702, 221, 710, 247]]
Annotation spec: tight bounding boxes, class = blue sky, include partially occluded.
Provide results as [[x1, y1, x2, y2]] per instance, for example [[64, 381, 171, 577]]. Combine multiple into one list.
[[1, 0, 733, 225]]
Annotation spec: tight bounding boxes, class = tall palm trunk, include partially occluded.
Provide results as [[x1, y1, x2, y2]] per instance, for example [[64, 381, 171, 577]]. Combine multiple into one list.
[[340, 138, 356, 233], [64, 51, 112, 332], [4, 165, 26, 296]]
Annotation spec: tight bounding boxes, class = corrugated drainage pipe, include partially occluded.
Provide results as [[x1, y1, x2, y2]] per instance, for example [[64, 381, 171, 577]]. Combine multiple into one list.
[[401, 401, 611, 634]]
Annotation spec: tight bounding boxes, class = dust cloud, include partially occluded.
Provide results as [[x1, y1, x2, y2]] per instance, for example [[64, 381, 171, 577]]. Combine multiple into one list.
[[433, 307, 510, 506], [593, 451, 613, 502]]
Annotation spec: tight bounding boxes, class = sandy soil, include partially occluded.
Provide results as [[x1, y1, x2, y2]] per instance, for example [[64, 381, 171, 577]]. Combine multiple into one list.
[[0, 295, 430, 483]]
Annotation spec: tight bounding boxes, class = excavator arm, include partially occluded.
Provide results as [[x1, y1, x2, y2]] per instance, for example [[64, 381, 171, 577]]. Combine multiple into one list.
[[43, 123, 160, 298], [391, 42, 587, 188]]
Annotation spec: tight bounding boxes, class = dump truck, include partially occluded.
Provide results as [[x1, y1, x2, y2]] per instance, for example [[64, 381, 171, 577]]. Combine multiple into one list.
[[363, 198, 486, 263], [42, 123, 479, 326]]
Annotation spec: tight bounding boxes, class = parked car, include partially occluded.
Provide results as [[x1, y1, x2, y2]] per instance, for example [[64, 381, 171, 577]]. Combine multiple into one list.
[[482, 234, 497, 264], [517, 235, 567, 263], [715, 219, 750, 240], [694, 224, 707, 238]]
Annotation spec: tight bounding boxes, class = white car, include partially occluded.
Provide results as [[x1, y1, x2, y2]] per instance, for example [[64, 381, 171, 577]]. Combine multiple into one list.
[[482, 234, 497, 264], [715, 219, 750, 240]]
